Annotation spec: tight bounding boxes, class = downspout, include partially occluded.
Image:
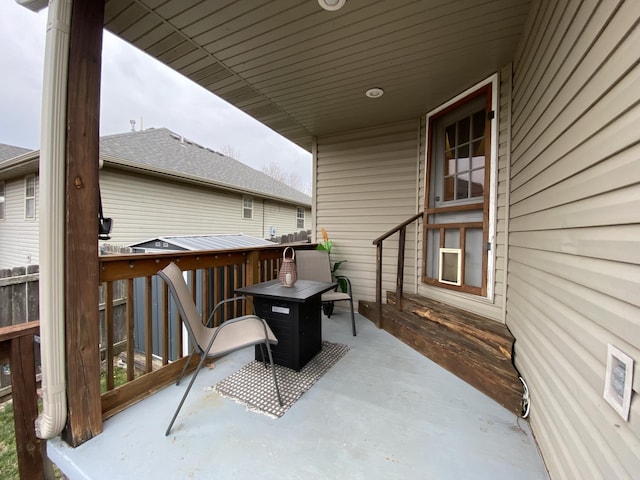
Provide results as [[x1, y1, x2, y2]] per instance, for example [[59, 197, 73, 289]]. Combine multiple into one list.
[[35, 0, 72, 439]]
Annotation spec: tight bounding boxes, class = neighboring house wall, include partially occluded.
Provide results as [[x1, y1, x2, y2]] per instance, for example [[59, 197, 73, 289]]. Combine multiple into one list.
[[507, 1, 640, 479], [315, 120, 420, 304], [263, 199, 309, 238], [0, 174, 39, 268], [100, 168, 307, 244]]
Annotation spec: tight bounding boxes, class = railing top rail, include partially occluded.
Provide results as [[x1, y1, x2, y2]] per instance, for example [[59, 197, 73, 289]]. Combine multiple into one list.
[[372, 212, 423, 245], [99, 243, 317, 282], [0, 321, 40, 342]]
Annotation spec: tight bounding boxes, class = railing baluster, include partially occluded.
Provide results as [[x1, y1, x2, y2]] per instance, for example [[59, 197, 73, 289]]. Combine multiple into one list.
[[202, 268, 210, 323], [126, 278, 135, 381], [105, 281, 114, 391], [162, 281, 169, 365], [145, 276, 153, 373]]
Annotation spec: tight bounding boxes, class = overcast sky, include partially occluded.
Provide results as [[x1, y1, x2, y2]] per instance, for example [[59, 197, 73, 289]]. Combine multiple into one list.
[[0, 1, 312, 193]]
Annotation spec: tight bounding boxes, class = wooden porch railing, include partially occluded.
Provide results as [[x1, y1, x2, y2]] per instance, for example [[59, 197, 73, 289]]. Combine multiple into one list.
[[98, 244, 315, 419], [372, 213, 423, 326], [0, 321, 46, 480]]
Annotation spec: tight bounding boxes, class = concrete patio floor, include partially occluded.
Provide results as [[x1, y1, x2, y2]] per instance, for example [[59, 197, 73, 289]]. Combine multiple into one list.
[[48, 312, 549, 480]]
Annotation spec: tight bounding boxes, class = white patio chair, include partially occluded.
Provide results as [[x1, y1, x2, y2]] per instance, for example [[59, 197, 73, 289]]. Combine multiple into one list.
[[295, 250, 357, 336], [158, 262, 282, 436]]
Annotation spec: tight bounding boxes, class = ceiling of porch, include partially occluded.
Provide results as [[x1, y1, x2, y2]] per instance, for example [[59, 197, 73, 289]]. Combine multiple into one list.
[[104, 0, 532, 151]]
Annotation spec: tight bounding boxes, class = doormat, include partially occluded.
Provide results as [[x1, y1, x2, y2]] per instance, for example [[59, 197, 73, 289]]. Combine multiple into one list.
[[211, 341, 349, 418]]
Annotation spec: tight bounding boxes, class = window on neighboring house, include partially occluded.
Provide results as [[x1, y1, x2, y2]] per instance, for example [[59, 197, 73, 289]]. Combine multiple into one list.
[[296, 207, 305, 229], [25, 175, 35, 220], [423, 81, 495, 297], [242, 196, 253, 219], [0, 181, 5, 220]]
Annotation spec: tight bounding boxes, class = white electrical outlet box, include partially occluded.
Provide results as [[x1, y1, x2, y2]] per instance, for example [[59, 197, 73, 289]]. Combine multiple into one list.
[[603, 344, 634, 421]]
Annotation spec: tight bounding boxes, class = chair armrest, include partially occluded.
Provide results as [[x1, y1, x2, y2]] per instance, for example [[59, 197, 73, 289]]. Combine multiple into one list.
[[334, 275, 352, 296], [206, 296, 255, 327]]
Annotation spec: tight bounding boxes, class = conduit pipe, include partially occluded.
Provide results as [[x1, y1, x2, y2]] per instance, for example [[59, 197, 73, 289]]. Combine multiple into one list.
[[35, 0, 72, 439]]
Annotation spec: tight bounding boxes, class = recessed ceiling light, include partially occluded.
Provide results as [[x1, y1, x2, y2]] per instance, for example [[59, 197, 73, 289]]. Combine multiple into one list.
[[318, 0, 346, 11], [365, 88, 384, 99]]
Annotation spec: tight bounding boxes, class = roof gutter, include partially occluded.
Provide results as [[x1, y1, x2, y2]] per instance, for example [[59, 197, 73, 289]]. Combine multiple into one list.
[[35, 0, 72, 440]]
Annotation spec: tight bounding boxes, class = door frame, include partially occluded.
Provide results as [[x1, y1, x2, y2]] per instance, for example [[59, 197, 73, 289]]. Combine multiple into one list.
[[422, 74, 498, 299]]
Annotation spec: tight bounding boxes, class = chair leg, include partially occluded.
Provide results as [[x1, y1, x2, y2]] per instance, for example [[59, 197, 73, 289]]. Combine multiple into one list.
[[176, 347, 197, 386], [257, 344, 269, 368], [349, 298, 356, 336], [166, 352, 208, 436], [264, 340, 283, 406]]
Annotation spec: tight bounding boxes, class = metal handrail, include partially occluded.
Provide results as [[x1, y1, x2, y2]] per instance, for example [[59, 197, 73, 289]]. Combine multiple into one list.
[[372, 212, 423, 326]]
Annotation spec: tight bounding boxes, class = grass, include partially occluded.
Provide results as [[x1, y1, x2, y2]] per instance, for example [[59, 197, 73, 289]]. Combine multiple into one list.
[[0, 366, 130, 479], [0, 401, 18, 480]]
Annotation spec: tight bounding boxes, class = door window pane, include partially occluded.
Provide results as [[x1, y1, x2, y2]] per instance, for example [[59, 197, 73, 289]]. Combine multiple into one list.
[[458, 117, 470, 144], [472, 110, 485, 140]]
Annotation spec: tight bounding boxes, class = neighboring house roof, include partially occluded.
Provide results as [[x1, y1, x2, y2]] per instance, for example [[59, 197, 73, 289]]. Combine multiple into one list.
[[0, 129, 311, 207], [0, 145, 39, 180], [129, 233, 274, 252], [0, 144, 31, 161], [100, 128, 311, 206]]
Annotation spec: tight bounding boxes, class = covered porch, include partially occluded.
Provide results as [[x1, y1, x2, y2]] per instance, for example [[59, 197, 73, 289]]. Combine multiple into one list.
[[47, 310, 547, 479]]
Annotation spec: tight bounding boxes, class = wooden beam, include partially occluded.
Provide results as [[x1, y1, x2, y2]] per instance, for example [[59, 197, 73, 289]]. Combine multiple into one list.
[[63, 0, 105, 446]]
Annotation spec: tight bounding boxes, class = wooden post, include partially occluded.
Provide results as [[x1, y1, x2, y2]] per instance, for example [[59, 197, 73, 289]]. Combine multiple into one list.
[[63, 0, 105, 446], [0, 322, 45, 479]]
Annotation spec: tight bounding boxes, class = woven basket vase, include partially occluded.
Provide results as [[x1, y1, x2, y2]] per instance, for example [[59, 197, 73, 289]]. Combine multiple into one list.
[[278, 247, 297, 287]]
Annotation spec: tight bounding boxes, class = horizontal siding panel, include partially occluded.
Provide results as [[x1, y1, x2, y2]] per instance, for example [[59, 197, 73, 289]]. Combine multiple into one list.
[[510, 106, 640, 205], [509, 245, 640, 308], [512, 0, 592, 121], [510, 225, 640, 264], [315, 120, 419, 304], [512, 0, 619, 140], [510, 185, 640, 231], [511, 141, 640, 217], [508, 306, 631, 480], [510, 1, 568, 110], [509, 269, 640, 393], [513, 62, 640, 187], [509, 5, 640, 473], [509, 251, 640, 355]]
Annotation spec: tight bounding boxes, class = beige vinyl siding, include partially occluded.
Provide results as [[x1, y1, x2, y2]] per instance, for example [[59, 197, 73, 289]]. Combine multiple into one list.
[[508, 1, 640, 479], [315, 120, 420, 304], [100, 168, 303, 245], [262, 200, 309, 238], [416, 70, 511, 322], [0, 175, 39, 268]]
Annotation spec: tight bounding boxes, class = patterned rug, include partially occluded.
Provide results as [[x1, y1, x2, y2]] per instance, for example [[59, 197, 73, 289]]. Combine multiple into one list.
[[212, 341, 349, 418]]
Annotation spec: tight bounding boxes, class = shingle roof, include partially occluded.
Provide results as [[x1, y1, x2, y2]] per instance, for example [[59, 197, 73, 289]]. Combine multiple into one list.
[[100, 128, 311, 206], [0, 144, 31, 162]]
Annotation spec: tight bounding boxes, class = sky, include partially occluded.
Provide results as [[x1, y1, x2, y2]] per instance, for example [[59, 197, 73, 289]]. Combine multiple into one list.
[[0, 1, 312, 193]]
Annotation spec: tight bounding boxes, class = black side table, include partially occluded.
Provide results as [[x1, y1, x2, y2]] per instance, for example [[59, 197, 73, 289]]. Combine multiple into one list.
[[236, 279, 336, 371]]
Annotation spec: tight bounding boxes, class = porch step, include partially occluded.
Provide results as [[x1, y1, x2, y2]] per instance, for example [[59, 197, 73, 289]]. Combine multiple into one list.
[[358, 293, 523, 415]]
